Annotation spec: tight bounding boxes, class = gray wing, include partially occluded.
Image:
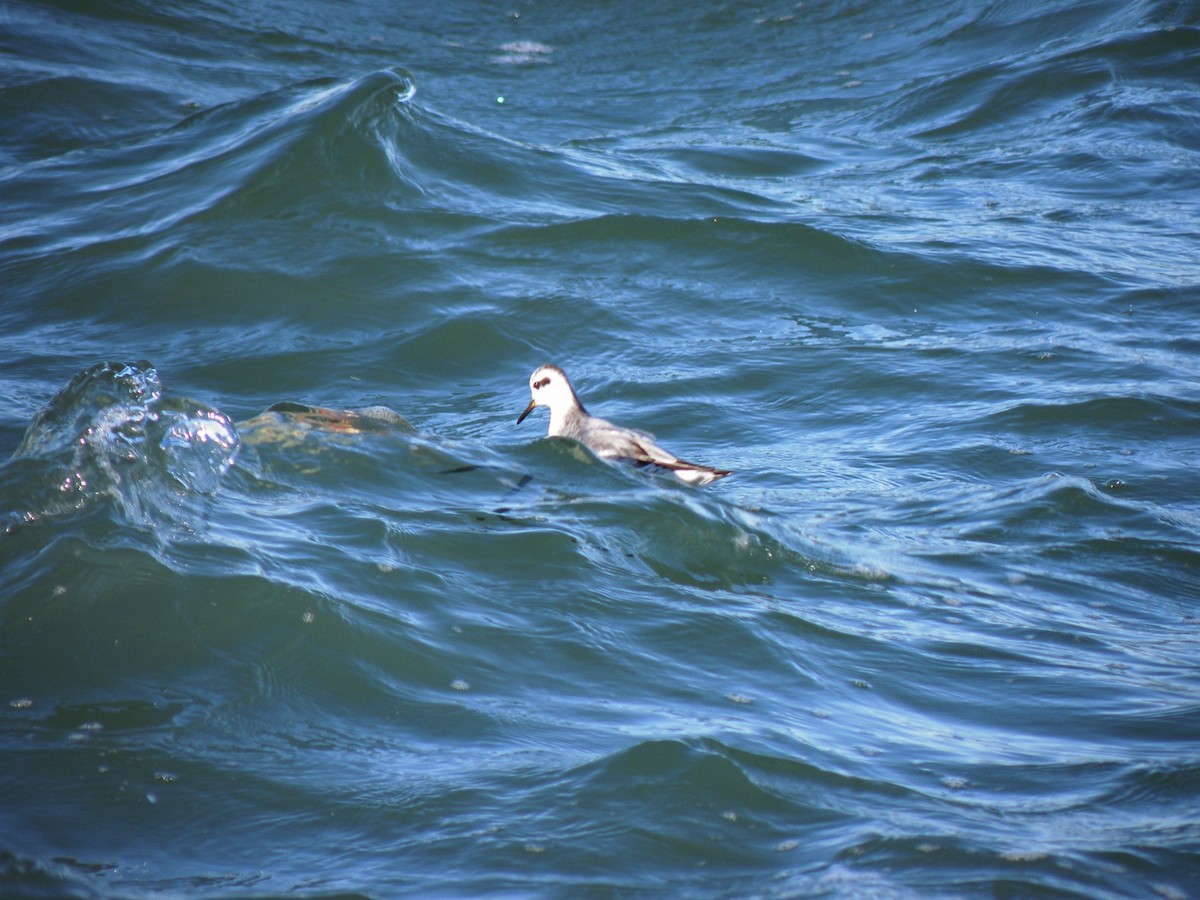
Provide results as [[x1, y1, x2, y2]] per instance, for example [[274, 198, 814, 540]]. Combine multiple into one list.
[[577, 416, 732, 482], [580, 418, 673, 464]]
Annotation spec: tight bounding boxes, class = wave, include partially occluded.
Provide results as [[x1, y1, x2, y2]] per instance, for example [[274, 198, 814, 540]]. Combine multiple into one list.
[[2, 361, 238, 538], [1, 69, 419, 261], [1, 61, 858, 283], [0, 357, 884, 663]]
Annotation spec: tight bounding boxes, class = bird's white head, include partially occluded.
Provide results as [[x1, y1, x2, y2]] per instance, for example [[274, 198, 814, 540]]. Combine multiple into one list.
[[517, 364, 583, 428]]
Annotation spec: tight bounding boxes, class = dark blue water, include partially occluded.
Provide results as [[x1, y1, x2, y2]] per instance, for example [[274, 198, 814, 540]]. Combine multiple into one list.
[[3, 1, 1199, 896]]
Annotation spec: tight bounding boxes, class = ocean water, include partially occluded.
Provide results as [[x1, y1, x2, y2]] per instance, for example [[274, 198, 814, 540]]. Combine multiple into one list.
[[2, 0, 1199, 896]]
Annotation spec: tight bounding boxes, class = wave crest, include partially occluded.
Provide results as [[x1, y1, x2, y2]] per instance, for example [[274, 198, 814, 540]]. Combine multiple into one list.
[[4, 361, 239, 533]]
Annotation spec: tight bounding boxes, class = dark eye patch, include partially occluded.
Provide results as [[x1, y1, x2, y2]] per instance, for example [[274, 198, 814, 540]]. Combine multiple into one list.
[[534, 377, 551, 389]]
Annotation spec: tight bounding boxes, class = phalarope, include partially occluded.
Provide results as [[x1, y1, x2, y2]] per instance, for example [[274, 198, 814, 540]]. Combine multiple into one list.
[[517, 365, 731, 486]]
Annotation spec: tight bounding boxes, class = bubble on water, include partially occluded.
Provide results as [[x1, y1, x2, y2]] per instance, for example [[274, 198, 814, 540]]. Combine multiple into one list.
[[450, 679, 470, 691]]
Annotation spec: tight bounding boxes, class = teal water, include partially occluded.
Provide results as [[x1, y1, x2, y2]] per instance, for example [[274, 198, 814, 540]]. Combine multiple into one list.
[[2, 1, 1199, 896]]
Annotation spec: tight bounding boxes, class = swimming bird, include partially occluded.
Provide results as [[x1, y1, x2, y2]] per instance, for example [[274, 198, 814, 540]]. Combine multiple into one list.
[[516, 364, 731, 485]]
